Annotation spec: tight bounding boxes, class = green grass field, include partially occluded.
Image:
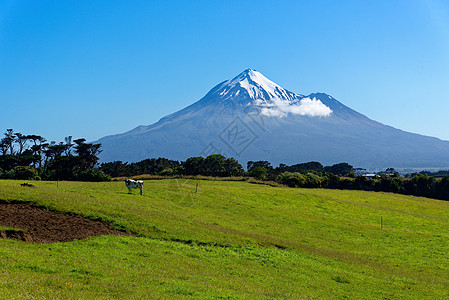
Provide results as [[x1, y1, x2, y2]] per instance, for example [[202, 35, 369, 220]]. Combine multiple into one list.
[[1, 179, 448, 299]]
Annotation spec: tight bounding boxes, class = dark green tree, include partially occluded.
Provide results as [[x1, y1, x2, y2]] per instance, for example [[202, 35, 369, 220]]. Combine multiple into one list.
[[203, 154, 227, 177], [324, 163, 354, 176], [247, 161, 272, 172], [73, 138, 102, 171], [2, 129, 15, 155], [224, 157, 244, 177], [183, 156, 205, 175], [249, 166, 267, 179]]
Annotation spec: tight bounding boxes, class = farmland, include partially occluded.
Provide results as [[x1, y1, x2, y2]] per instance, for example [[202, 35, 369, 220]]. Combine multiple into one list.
[[1, 179, 448, 299]]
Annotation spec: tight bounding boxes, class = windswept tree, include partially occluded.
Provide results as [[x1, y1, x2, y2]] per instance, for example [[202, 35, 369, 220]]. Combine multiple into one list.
[[3, 129, 15, 155], [64, 136, 74, 156], [0, 129, 108, 181], [15, 133, 32, 155], [28, 135, 46, 167], [50, 142, 68, 158], [0, 138, 8, 155], [74, 138, 102, 171]]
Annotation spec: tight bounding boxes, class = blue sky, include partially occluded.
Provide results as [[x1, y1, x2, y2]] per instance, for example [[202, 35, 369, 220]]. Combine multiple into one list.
[[1, 0, 448, 143]]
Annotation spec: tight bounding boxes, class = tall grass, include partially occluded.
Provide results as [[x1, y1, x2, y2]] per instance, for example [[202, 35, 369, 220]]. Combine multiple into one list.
[[0, 179, 448, 298]]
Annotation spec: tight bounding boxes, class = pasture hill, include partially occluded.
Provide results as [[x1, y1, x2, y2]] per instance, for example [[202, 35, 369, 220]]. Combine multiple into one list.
[[97, 69, 449, 169], [0, 179, 448, 298]]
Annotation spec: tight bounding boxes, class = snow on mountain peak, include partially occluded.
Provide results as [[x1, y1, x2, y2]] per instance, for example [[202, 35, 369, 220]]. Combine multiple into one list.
[[235, 69, 293, 99], [215, 69, 299, 102], [211, 69, 333, 118]]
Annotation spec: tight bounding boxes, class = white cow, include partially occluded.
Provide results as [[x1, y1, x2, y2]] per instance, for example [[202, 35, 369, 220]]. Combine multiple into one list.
[[125, 179, 143, 195]]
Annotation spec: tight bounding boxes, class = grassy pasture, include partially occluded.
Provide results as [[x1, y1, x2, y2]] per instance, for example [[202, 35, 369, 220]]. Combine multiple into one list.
[[0, 179, 448, 299]]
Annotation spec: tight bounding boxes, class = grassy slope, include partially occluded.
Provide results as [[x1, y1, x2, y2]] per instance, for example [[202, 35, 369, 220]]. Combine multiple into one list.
[[0, 179, 448, 299]]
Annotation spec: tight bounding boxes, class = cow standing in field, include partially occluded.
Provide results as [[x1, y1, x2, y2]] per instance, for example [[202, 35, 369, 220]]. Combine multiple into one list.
[[125, 179, 143, 195]]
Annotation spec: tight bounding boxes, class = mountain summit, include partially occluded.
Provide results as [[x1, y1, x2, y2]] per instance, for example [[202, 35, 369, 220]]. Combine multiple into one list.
[[216, 68, 300, 102], [206, 68, 333, 118], [97, 69, 449, 169]]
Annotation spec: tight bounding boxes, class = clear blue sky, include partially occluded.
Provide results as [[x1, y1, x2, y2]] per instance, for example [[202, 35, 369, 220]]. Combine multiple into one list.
[[1, 0, 448, 143]]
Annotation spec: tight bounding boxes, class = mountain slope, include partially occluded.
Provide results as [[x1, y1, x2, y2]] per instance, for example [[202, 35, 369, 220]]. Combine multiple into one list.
[[97, 69, 449, 169]]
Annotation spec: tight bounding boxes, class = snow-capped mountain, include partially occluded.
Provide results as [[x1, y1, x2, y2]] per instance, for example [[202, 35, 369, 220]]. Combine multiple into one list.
[[97, 69, 449, 169]]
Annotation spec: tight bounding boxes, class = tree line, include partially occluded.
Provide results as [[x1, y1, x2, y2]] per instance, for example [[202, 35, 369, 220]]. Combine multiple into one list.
[[278, 171, 449, 200], [100, 157, 449, 201], [2, 128, 448, 201], [0, 129, 109, 181], [99, 155, 244, 178], [100, 157, 354, 179], [419, 170, 449, 178]]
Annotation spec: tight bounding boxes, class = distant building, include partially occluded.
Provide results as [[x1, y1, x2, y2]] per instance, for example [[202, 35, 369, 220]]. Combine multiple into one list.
[[362, 174, 376, 179], [354, 168, 368, 176]]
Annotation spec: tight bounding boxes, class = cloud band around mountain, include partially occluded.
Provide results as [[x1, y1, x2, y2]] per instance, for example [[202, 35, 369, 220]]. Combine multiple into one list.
[[256, 97, 333, 118]]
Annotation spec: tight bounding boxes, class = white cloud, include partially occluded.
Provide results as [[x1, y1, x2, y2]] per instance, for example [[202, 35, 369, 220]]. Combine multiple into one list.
[[256, 97, 333, 118]]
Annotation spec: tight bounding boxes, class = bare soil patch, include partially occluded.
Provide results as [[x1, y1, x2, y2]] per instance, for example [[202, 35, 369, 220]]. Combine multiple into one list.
[[0, 202, 131, 243]]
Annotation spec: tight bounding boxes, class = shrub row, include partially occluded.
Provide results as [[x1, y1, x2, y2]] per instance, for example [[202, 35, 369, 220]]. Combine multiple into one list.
[[279, 172, 449, 201]]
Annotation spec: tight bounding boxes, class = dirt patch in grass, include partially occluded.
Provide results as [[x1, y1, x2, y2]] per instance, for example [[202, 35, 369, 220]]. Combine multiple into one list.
[[0, 202, 131, 243]]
